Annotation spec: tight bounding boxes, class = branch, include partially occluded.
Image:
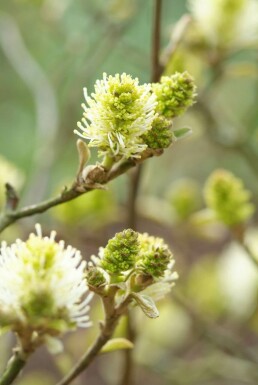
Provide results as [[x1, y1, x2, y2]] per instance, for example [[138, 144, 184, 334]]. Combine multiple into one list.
[[151, 0, 163, 83], [56, 294, 132, 385], [56, 319, 118, 385], [0, 156, 141, 234], [122, 1, 164, 384], [0, 352, 26, 385]]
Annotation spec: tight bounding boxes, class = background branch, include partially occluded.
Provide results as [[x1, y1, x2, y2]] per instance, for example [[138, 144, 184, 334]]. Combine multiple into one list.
[[122, 2, 164, 385]]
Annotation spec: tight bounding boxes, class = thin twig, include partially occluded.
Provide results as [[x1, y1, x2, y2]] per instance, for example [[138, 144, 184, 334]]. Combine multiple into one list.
[[56, 294, 132, 385], [122, 2, 164, 385], [0, 157, 139, 234], [56, 319, 118, 385], [151, 0, 163, 83], [0, 352, 26, 385], [5, 184, 19, 211]]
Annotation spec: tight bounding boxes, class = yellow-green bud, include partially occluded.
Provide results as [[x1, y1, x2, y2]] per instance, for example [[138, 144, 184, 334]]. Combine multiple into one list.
[[152, 71, 197, 119], [137, 234, 173, 278], [167, 178, 202, 220], [204, 169, 255, 226], [141, 116, 173, 149], [100, 229, 139, 274], [87, 267, 107, 287]]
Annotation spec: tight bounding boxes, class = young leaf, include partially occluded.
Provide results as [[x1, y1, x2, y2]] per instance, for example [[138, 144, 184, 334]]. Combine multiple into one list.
[[131, 293, 159, 318], [172, 127, 192, 141], [100, 338, 134, 354]]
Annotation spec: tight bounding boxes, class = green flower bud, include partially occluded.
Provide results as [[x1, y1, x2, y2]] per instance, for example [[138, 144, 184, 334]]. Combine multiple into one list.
[[204, 169, 255, 226], [141, 116, 173, 149], [87, 267, 107, 288], [167, 178, 202, 221], [152, 71, 197, 119], [137, 234, 173, 278], [100, 229, 139, 274]]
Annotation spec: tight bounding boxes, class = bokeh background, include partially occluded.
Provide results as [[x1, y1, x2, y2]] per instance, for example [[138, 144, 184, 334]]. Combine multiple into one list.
[[1, 0, 258, 384]]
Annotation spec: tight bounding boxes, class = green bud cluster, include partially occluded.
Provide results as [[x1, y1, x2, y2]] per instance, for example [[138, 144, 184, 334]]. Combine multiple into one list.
[[100, 229, 139, 274], [137, 234, 173, 278], [141, 116, 173, 149], [167, 178, 202, 220], [204, 169, 255, 226], [86, 267, 107, 287], [152, 71, 197, 119]]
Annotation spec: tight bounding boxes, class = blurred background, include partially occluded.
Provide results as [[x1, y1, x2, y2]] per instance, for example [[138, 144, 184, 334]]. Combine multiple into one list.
[[1, 0, 258, 384]]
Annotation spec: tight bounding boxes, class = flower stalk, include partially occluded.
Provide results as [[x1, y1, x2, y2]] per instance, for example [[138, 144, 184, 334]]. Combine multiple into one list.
[[0, 351, 27, 385], [56, 292, 132, 385]]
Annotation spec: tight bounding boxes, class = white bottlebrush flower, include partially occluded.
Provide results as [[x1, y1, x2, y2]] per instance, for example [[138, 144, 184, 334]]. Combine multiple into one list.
[[188, 0, 258, 48], [75, 73, 157, 160], [0, 224, 92, 349]]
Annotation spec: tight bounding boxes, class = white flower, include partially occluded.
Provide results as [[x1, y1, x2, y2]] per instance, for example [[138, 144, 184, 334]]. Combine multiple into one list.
[[0, 224, 92, 342], [188, 0, 258, 48], [75, 73, 157, 160]]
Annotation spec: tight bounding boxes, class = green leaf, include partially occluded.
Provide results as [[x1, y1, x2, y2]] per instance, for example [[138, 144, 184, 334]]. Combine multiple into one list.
[[141, 282, 173, 302], [172, 127, 192, 141], [100, 338, 134, 354], [131, 293, 159, 318]]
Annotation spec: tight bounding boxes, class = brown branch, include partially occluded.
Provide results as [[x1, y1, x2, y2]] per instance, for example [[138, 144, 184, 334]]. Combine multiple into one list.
[[151, 0, 163, 83], [5, 183, 19, 211], [56, 317, 119, 385], [122, 2, 164, 385], [0, 157, 139, 234], [56, 294, 132, 385], [126, 0, 163, 231]]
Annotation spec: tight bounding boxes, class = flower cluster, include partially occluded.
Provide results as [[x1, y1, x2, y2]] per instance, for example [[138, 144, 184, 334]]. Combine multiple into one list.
[[100, 229, 139, 274], [75, 73, 157, 160], [188, 0, 258, 48], [204, 169, 255, 226], [137, 233, 174, 278], [76, 72, 196, 162], [141, 116, 173, 150], [0, 225, 92, 352], [87, 229, 177, 295]]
